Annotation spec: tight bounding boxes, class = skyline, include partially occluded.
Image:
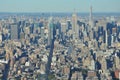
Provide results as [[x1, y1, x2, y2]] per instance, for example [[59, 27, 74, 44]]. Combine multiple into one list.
[[0, 0, 120, 13]]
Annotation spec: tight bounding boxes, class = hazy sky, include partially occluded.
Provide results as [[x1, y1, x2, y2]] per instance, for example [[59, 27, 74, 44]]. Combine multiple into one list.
[[0, 0, 120, 13]]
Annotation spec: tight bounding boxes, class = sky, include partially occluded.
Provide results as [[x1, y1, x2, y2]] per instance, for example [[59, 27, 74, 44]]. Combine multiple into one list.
[[0, 0, 120, 13]]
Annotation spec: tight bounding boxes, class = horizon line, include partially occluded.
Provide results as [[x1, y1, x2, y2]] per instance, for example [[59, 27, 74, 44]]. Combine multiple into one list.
[[0, 12, 120, 14]]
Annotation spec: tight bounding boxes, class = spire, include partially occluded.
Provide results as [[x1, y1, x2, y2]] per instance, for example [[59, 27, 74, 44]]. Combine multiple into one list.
[[89, 5, 93, 28], [89, 0, 92, 20]]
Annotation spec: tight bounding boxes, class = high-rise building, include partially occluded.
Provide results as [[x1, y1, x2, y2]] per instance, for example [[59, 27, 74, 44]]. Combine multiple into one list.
[[61, 22, 67, 40], [48, 17, 54, 46], [11, 23, 18, 40], [101, 57, 107, 73], [33, 23, 40, 34], [90, 58, 95, 70], [89, 6, 94, 29], [105, 30, 108, 46], [114, 54, 120, 69], [0, 32, 2, 42], [72, 10, 79, 40], [41, 27, 44, 39], [20, 28, 25, 39]]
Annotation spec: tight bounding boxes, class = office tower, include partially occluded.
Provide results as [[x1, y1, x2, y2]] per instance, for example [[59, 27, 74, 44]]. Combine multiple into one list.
[[11, 23, 18, 40], [61, 22, 67, 33], [118, 33, 120, 42], [48, 17, 54, 46], [0, 32, 2, 42], [61, 22, 67, 40], [111, 34, 114, 45], [89, 6, 93, 29], [114, 54, 120, 69], [105, 31, 108, 46], [33, 23, 40, 34], [66, 20, 71, 30], [20, 28, 25, 39], [24, 26, 30, 35], [110, 16, 115, 22], [90, 58, 95, 70], [30, 24, 34, 33], [72, 10, 79, 40], [41, 27, 44, 39], [56, 22, 61, 39], [101, 57, 107, 73], [117, 26, 120, 35], [89, 31, 94, 40], [108, 35, 111, 46]]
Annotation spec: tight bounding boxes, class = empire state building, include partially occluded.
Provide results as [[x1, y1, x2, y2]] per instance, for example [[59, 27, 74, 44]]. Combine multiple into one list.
[[72, 10, 79, 40]]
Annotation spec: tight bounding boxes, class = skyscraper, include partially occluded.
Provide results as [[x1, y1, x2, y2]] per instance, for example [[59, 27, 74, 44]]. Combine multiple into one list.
[[61, 21, 67, 40], [72, 10, 79, 40], [0, 32, 2, 42], [105, 30, 108, 46], [89, 6, 93, 29], [48, 17, 54, 46], [114, 53, 120, 69], [11, 23, 18, 40], [41, 27, 45, 39]]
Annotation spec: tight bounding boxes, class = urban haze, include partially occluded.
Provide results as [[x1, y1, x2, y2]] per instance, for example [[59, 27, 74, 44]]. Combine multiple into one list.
[[0, 0, 120, 80]]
